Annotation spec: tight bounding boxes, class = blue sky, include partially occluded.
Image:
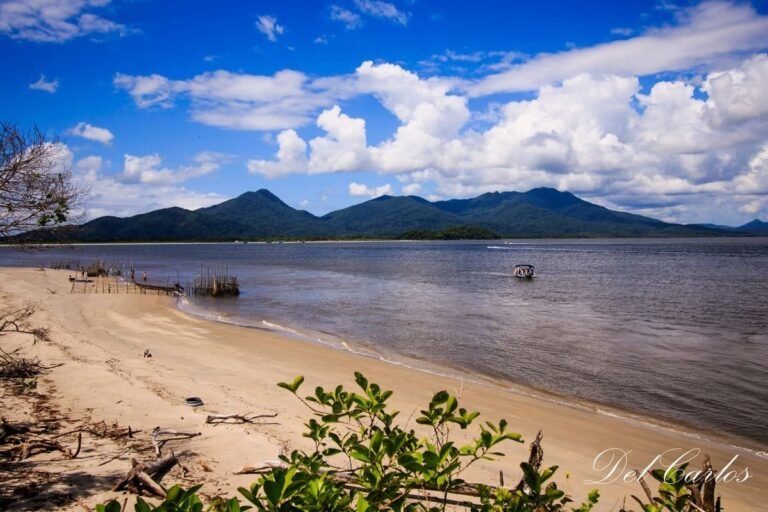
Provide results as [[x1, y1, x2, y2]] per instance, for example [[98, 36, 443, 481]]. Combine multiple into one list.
[[2, 0, 768, 225]]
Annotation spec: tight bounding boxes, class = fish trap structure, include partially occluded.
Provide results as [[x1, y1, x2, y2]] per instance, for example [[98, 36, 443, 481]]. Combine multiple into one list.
[[188, 268, 240, 297]]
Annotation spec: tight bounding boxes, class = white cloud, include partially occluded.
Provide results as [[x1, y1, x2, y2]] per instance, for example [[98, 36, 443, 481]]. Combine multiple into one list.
[[255, 15, 284, 42], [248, 53, 768, 224], [247, 129, 308, 179], [0, 0, 128, 42], [353, 0, 408, 25], [113, 73, 179, 108], [402, 183, 422, 195], [69, 122, 113, 145], [308, 105, 369, 173], [115, 69, 334, 130], [57, 147, 225, 220], [108, 1, 768, 223], [29, 74, 58, 93], [703, 53, 768, 125], [330, 1, 408, 29], [470, 1, 768, 95], [330, 6, 362, 29], [349, 182, 393, 198], [120, 152, 224, 185]]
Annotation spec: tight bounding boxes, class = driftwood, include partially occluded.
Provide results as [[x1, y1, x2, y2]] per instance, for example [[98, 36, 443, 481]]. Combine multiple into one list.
[[88, 420, 139, 440], [234, 460, 286, 474], [206, 412, 278, 425], [151, 427, 201, 456], [113, 452, 178, 497], [19, 432, 81, 460]]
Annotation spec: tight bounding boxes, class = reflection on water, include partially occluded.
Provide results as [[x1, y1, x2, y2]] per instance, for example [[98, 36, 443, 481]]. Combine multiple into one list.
[[3, 238, 767, 446]]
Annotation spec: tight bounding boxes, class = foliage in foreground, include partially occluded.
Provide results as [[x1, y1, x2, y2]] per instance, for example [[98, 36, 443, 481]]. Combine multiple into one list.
[[97, 373, 712, 512]]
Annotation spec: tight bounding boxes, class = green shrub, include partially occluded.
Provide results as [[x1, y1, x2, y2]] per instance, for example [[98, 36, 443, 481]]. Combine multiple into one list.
[[96, 373, 707, 512]]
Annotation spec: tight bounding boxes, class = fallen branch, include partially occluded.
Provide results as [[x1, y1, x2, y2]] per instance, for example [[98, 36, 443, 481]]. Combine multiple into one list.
[[20, 437, 78, 460], [0, 305, 50, 342], [151, 427, 201, 457], [206, 412, 278, 425], [112, 451, 179, 497], [234, 460, 286, 474]]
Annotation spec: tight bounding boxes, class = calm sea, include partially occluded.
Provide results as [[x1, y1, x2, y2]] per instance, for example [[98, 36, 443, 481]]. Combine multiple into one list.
[[2, 238, 767, 447]]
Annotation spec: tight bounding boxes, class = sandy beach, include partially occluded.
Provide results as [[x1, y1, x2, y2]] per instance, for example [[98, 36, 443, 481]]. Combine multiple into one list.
[[1, 266, 766, 510]]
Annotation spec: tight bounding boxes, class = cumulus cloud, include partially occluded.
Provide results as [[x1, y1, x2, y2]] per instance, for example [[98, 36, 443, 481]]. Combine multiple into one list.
[[308, 105, 369, 172], [55, 147, 225, 220], [120, 152, 224, 185], [247, 129, 308, 179], [29, 74, 59, 93], [250, 53, 768, 223], [69, 122, 113, 145], [0, 0, 128, 42], [402, 183, 422, 195], [349, 182, 393, 198], [255, 15, 284, 42]]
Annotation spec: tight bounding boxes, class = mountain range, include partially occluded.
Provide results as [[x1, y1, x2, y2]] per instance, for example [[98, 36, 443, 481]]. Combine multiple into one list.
[[21, 187, 762, 242]]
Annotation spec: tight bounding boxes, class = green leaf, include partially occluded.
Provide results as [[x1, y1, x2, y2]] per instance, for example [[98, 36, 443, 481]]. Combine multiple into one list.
[[356, 494, 370, 512], [354, 372, 368, 391], [134, 497, 152, 512], [349, 446, 372, 463], [277, 375, 304, 393], [263, 472, 285, 506], [431, 390, 449, 406]]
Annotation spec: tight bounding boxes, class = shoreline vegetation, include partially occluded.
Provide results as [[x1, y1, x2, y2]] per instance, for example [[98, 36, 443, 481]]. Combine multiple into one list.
[[6, 232, 768, 248], [1, 267, 767, 510]]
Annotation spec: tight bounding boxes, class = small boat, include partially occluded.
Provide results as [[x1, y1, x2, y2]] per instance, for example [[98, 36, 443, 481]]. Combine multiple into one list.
[[513, 264, 535, 279]]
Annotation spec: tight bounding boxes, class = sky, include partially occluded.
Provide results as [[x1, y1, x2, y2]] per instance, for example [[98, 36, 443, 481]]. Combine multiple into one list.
[[2, 0, 768, 225]]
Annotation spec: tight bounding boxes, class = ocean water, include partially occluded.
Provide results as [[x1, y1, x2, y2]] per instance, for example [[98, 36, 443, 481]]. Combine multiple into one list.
[[3, 238, 767, 447]]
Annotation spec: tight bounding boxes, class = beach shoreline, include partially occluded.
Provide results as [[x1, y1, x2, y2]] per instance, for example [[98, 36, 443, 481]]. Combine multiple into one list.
[[176, 292, 768, 456], [1, 266, 766, 510]]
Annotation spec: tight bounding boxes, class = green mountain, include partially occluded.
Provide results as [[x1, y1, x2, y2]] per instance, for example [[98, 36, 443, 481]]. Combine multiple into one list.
[[19, 187, 735, 242], [433, 188, 713, 237], [738, 219, 768, 234], [75, 207, 246, 241], [322, 195, 460, 236], [196, 189, 327, 237]]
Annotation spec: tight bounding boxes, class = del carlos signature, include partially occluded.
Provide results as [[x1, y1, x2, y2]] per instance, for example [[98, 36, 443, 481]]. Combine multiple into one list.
[[584, 448, 751, 485]]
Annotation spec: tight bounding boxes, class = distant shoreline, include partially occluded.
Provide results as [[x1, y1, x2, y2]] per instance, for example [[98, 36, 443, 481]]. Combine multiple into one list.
[[4, 233, 768, 248]]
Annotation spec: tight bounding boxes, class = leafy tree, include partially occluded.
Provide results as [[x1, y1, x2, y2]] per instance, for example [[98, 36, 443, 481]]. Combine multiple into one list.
[[0, 122, 85, 237]]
